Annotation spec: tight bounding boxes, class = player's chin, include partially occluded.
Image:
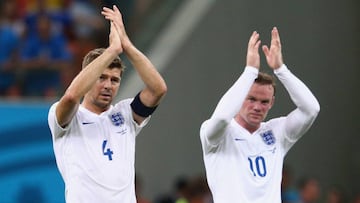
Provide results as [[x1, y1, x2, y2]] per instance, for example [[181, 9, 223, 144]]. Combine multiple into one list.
[[100, 95, 112, 102], [250, 113, 263, 119], [98, 97, 112, 107], [248, 116, 263, 124]]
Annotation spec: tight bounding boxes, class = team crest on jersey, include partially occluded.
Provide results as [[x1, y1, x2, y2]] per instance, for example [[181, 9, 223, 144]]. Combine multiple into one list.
[[260, 130, 276, 145], [109, 112, 125, 126]]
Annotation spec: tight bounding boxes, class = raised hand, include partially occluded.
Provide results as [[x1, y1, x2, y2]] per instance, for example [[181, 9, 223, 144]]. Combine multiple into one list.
[[101, 5, 132, 50], [246, 31, 261, 69], [262, 27, 283, 70], [108, 21, 123, 54]]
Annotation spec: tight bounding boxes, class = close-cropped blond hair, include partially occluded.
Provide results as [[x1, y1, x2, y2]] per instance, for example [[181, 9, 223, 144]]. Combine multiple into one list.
[[255, 72, 276, 96]]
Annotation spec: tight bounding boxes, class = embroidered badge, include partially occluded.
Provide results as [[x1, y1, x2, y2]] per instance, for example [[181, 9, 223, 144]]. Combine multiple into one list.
[[109, 112, 125, 126], [260, 130, 276, 145]]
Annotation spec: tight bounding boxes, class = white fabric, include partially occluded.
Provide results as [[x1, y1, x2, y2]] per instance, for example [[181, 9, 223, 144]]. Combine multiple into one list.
[[48, 98, 150, 203], [200, 65, 320, 203]]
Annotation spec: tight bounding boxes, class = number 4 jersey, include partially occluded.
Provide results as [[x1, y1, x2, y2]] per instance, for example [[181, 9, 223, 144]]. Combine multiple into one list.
[[48, 98, 150, 203]]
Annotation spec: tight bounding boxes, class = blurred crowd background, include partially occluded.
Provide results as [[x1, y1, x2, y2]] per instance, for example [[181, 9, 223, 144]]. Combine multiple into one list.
[[0, 0, 178, 99]]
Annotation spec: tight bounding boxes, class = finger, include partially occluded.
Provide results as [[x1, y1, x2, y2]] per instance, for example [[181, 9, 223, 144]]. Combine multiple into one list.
[[253, 31, 260, 43], [271, 27, 281, 45], [262, 45, 269, 56], [102, 10, 118, 20], [254, 39, 261, 49], [102, 11, 118, 22], [102, 7, 114, 13], [248, 31, 259, 47], [102, 13, 113, 21], [101, 9, 114, 18], [109, 22, 115, 41], [113, 5, 120, 13], [103, 5, 123, 25]]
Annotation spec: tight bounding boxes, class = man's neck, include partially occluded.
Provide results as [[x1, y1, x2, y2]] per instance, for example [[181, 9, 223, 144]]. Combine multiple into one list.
[[82, 100, 108, 115], [234, 116, 259, 134]]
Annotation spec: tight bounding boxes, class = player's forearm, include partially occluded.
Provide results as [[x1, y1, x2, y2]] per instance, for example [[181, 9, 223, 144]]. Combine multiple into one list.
[[275, 64, 320, 117], [125, 45, 167, 106], [211, 66, 258, 121], [204, 66, 258, 144]]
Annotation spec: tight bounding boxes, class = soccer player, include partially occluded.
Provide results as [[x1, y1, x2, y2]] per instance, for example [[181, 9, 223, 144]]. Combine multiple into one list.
[[199, 27, 320, 203], [48, 5, 167, 203]]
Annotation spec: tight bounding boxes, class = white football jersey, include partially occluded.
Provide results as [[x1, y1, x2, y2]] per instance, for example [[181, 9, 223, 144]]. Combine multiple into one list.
[[48, 98, 149, 203], [200, 117, 294, 203], [200, 65, 320, 203]]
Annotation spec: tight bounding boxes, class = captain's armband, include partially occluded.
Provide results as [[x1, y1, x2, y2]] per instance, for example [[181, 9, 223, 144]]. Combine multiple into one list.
[[130, 92, 158, 117]]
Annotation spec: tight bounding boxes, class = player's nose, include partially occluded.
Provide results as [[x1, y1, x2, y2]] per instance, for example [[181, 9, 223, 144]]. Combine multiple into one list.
[[103, 78, 112, 88], [253, 102, 262, 111]]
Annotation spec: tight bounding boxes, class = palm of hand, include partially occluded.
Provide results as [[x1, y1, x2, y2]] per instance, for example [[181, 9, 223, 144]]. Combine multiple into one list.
[[264, 45, 283, 69]]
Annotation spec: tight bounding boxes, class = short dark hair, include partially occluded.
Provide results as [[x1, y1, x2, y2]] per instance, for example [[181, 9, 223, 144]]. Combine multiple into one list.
[[255, 72, 276, 96], [82, 48, 125, 76]]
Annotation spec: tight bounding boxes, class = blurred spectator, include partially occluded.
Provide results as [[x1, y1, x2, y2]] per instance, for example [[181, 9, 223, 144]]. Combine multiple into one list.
[[174, 176, 190, 203], [1, 0, 165, 98], [65, 0, 106, 82], [153, 176, 188, 203], [136, 173, 152, 203], [186, 176, 212, 203], [15, 0, 28, 19], [297, 177, 320, 203], [24, 0, 73, 40], [325, 186, 347, 203], [26, 0, 64, 11], [0, 0, 24, 97], [19, 11, 72, 97], [282, 165, 300, 203], [68, 0, 105, 42], [154, 195, 174, 203], [353, 193, 360, 203], [154, 175, 212, 203]]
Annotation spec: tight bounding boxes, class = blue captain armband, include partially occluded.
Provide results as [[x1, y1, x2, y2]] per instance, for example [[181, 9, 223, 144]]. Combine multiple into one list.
[[130, 92, 158, 117]]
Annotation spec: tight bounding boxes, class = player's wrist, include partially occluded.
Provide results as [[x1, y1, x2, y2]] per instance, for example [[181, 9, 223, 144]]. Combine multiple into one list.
[[107, 45, 123, 56], [274, 64, 288, 74], [244, 66, 259, 74]]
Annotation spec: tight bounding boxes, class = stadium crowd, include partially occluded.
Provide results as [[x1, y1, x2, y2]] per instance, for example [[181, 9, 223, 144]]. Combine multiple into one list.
[[146, 168, 360, 203], [0, 0, 152, 98]]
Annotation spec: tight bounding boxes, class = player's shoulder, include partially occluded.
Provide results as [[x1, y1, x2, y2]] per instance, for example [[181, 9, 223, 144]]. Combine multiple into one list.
[[49, 100, 59, 109], [259, 117, 287, 134], [115, 98, 134, 106], [48, 101, 60, 117], [111, 98, 135, 119], [263, 116, 286, 127], [259, 117, 287, 140]]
